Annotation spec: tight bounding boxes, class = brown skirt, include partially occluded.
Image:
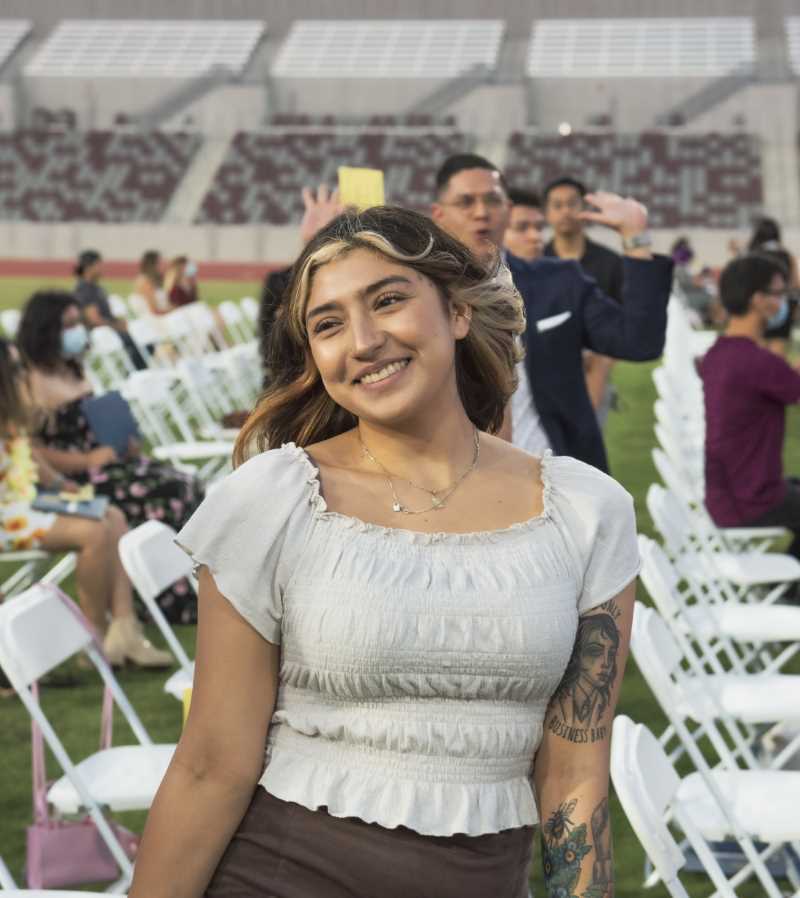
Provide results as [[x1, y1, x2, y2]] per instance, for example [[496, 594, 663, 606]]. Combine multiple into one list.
[[205, 787, 534, 898]]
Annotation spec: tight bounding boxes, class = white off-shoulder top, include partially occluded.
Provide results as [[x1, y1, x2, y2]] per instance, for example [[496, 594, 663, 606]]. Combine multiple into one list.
[[176, 444, 639, 837]]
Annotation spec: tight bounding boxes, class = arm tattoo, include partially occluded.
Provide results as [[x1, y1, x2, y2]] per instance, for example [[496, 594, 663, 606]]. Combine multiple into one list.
[[546, 602, 621, 744], [541, 797, 614, 898]]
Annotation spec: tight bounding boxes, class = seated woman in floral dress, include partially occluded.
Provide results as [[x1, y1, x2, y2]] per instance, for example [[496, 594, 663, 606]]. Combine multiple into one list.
[[17, 291, 204, 623], [0, 337, 170, 667]]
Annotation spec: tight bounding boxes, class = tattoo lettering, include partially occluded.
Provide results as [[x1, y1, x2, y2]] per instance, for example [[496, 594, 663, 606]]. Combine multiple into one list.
[[552, 612, 620, 737], [541, 797, 614, 898], [546, 716, 607, 744]]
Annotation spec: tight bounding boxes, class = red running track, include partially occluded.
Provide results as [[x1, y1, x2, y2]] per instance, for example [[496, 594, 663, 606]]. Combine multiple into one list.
[[0, 259, 287, 281]]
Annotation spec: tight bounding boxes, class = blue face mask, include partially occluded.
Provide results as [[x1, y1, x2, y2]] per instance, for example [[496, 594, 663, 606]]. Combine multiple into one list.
[[767, 297, 789, 330], [61, 324, 89, 357]]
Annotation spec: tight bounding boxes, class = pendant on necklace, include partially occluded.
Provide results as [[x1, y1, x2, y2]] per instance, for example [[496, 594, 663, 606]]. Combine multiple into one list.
[[431, 495, 443, 508], [392, 501, 403, 513]]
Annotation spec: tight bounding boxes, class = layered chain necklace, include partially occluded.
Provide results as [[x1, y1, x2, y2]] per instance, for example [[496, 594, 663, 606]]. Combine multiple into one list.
[[360, 429, 480, 515]]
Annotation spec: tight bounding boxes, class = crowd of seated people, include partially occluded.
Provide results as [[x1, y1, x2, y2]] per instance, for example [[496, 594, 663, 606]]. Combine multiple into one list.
[[0, 335, 171, 667], [15, 290, 204, 625]]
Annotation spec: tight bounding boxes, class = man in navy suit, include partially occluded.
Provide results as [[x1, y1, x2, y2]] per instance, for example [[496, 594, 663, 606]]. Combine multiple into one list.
[[431, 154, 672, 473]]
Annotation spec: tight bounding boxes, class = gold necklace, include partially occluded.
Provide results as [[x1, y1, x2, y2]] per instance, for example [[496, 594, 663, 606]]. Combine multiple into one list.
[[360, 429, 480, 515]]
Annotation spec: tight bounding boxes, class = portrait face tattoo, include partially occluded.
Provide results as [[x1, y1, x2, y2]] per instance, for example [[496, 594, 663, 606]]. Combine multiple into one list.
[[555, 613, 619, 728]]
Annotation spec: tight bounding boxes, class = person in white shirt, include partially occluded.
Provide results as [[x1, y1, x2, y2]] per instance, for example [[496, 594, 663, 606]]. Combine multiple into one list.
[[127, 206, 639, 898]]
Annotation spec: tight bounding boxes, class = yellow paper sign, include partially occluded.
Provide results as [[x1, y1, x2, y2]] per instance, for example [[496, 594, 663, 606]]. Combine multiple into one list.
[[182, 687, 192, 726], [338, 166, 385, 211]]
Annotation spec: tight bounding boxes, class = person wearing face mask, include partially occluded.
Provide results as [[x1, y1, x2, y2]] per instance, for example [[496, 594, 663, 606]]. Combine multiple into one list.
[[700, 253, 800, 558], [18, 291, 205, 624], [0, 337, 171, 668]]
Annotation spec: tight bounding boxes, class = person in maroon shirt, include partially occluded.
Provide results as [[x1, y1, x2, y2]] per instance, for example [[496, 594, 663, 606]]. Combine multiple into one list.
[[700, 253, 800, 557]]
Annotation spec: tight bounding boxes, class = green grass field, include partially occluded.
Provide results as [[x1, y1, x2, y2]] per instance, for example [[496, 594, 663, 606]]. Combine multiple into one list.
[[0, 279, 798, 894], [0, 277, 261, 313]]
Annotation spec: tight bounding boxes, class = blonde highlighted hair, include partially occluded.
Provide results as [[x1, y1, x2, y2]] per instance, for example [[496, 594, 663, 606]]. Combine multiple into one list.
[[234, 206, 524, 466]]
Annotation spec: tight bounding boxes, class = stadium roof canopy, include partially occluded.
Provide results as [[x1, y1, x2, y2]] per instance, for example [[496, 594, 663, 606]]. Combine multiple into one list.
[[0, 19, 31, 71], [272, 19, 504, 78], [24, 19, 265, 77], [785, 18, 800, 75], [527, 17, 756, 78]]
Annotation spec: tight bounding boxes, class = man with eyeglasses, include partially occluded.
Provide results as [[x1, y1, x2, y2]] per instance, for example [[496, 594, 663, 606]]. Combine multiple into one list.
[[431, 153, 672, 473], [700, 253, 800, 560]]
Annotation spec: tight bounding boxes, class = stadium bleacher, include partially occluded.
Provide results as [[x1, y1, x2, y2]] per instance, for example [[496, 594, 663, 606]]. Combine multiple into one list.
[[0, 130, 202, 222], [195, 129, 474, 224], [505, 131, 763, 228]]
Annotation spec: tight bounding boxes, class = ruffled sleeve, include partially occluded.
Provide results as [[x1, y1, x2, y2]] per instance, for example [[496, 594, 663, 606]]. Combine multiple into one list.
[[545, 455, 640, 614], [175, 446, 313, 644]]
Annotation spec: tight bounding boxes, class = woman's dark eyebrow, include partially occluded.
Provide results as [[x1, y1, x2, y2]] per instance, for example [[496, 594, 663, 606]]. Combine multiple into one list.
[[306, 276, 413, 323]]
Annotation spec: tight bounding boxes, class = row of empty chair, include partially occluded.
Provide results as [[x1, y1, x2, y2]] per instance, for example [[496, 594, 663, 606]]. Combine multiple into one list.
[[195, 129, 474, 224], [0, 130, 202, 222], [506, 131, 762, 229], [0, 126, 764, 226]]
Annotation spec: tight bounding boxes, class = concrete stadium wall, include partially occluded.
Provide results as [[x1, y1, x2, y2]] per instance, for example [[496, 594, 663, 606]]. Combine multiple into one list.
[[0, 220, 785, 272]]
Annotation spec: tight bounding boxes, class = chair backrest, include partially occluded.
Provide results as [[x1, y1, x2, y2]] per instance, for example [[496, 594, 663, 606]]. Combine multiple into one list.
[[610, 716, 690, 898], [637, 535, 683, 622], [239, 296, 258, 325], [89, 325, 125, 354], [118, 521, 194, 602], [108, 294, 131, 320], [121, 370, 195, 446], [0, 309, 21, 339], [646, 484, 687, 555], [0, 584, 93, 686], [118, 521, 194, 672], [127, 293, 151, 318], [0, 584, 150, 745], [631, 602, 754, 771]]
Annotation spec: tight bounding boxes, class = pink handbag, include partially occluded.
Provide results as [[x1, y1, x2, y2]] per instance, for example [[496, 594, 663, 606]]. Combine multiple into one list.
[[25, 590, 139, 888]]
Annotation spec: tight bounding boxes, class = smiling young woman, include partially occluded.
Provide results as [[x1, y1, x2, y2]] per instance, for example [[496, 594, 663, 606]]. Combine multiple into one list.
[[127, 207, 640, 898]]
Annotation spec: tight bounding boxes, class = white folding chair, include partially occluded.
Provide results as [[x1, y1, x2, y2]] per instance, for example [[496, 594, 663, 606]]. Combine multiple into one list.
[[218, 300, 251, 345], [86, 326, 135, 392], [0, 585, 175, 891], [121, 370, 232, 482], [631, 601, 800, 772], [0, 309, 21, 339], [126, 294, 151, 319], [647, 483, 800, 596], [611, 715, 800, 898], [651, 448, 787, 553], [639, 535, 800, 676], [239, 296, 258, 336], [630, 607, 800, 896], [108, 294, 132, 321], [118, 521, 195, 701]]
